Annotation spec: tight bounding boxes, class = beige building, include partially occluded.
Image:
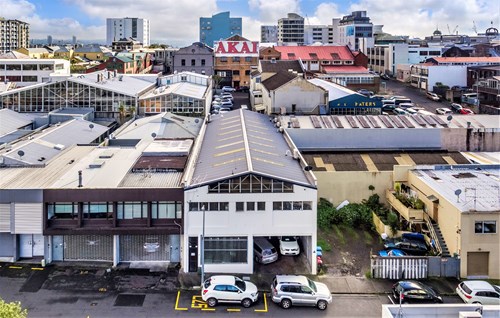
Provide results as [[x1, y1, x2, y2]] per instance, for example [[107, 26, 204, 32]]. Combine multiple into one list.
[[0, 18, 29, 54], [393, 165, 500, 279]]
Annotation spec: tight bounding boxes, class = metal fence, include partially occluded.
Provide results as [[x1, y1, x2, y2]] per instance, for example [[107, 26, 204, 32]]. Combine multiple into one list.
[[371, 256, 460, 279]]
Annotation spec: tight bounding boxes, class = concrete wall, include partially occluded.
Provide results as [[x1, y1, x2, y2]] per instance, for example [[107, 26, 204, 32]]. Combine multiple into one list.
[[428, 65, 467, 90], [441, 127, 500, 152], [315, 171, 393, 206], [272, 78, 325, 114]]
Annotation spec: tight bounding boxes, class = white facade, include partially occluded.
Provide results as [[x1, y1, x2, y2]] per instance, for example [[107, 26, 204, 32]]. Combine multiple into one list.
[[304, 25, 332, 45], [410, 64, 467, 91], [184, 184, 318, 274], [332, 11, 374, 51], [0, 59, 70, 87], [106, 17, 150, 47]]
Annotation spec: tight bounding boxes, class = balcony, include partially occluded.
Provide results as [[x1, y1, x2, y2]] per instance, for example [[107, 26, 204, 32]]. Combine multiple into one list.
[[386, 189, 424, 222]]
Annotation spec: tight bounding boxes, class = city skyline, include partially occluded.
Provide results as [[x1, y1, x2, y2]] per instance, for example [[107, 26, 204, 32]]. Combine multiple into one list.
[[0, 0, 499, 47]]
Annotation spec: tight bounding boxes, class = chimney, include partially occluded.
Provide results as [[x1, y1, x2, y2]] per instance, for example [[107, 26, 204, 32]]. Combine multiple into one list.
[[78, 170, 83, 188]]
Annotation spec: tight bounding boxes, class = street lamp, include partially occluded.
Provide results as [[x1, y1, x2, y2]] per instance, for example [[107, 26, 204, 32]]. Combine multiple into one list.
[[200, 204, 206, 285]]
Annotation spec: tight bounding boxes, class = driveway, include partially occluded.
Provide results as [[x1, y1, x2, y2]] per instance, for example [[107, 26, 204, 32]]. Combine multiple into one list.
[[383, 80, 444, 113]]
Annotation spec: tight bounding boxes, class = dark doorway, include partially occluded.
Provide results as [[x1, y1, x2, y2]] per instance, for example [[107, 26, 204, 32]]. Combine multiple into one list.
[[188, 237, 198, 272]]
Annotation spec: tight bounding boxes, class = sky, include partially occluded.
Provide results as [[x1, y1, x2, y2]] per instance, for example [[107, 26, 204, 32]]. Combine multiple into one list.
[[1, 0, 499, 47]]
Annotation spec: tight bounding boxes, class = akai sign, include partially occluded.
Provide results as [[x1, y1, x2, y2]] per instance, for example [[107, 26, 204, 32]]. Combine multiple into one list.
[[214, 41, 259, 57]]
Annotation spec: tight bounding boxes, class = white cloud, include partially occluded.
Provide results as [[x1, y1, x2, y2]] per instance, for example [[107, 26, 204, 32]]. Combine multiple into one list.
[[308, 3, 342, 25], [241, 16, 262, 41], [349, 0, 498, 38], [248, 0, 301, 24]]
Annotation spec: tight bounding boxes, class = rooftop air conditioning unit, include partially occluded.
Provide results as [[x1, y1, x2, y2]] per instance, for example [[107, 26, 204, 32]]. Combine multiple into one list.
[[54, 144, 65, 150]]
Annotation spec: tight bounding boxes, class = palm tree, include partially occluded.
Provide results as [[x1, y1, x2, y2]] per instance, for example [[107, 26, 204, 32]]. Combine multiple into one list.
[[118, 103, 126, 123]]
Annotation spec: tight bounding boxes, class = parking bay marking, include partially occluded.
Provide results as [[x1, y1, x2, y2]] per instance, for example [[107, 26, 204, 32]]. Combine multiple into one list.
[[254, 293, 268, 313], [174, 291, 188, 311], [192, 295, 215, 311]]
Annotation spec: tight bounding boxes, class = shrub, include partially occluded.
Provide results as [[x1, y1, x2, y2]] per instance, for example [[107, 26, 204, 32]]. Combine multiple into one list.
[[317, 198, 334, 230], [387, 212, 400, 235], [0, 299, 27, 318]]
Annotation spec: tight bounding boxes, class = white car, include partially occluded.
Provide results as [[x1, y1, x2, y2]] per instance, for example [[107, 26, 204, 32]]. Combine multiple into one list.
[[222, 86, 236, 92], [279, 236, 300, 255], [202, 275, 259, 308], [220, 93, 234, 100], [456, 281, 500, 305], [435, 107, 452, 115]]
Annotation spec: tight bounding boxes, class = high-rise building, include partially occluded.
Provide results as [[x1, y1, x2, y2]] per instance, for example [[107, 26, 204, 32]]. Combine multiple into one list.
[[304, 25, 333, 45], [332, 11, 373, 51], [261, 25, 278, 43], [106, 17, 150, 47], [199, 12, 242, 47], [47, 35, 53, 46], [0, 18, 29, 53], [277, 13, 304, 46]]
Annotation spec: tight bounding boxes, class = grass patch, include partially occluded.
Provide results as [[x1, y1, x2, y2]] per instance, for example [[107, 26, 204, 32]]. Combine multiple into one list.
[[363, 230, 374, 245], [332, 224, 346, 245], [317, 238, 332, 252], [344, 226, 360, 240]]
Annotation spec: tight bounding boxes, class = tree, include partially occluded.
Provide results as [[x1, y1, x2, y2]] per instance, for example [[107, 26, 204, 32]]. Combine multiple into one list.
[[0, 298, 28, 318], [212, 74, 222, 89], [118, 103, 126, 123]]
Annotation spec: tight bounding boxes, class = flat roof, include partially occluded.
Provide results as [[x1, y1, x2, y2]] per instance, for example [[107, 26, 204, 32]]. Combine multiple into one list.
[[69, 71, 156, 96], [190, 109, 314, 188], [140, 81, 207, 100], [412, 165, 500, 212], [303, 152, 471, 172]]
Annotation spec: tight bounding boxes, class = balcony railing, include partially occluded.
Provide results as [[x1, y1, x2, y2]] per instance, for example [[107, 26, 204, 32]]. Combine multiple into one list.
[[386, 189, 424, 222]]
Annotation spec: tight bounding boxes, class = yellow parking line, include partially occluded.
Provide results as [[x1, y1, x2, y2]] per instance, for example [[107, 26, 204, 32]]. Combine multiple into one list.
[[227, 308, 241, 312], [9, 266, 23, 269], [254, 293, 268, 312], [201, 308, 216, 311], [31, 267, 44, 271], [175, 291, 188, 311]]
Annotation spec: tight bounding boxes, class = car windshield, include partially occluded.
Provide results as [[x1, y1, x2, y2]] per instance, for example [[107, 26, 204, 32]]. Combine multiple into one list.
[[307, 278, 317, 292], [282, 236, 296, 242], [203, 278, 211, 288], [235, 277, 246, 291]]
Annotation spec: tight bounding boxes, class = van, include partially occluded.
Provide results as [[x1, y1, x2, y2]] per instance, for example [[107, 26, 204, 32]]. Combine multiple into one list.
[[393, 98, 412, 105], [254, 237, 278, 264]]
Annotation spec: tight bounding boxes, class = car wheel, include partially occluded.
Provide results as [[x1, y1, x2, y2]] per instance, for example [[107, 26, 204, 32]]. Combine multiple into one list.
[[241, 298, 252, 308], [472, 301, 482, 305], [317, 300, 328, 310], [280, 298, 292, 309], [207, 298, 217, 307]]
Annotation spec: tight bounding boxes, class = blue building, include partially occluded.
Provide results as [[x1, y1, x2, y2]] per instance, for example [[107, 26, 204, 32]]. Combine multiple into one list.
[[199, 12, 242, 47]]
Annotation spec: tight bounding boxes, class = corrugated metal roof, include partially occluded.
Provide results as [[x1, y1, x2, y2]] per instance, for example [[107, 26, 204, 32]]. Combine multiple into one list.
[[190, 109, 313, 187], [0, 109, 33, 136], [139, 81, 207, 100], [1, 119, 109, 166], [430, 57, 500, 64], [69, 71, 156, 96], [261, 70, 297, 91], [275, 46, 354, 61], [118, 171, 183, 188]]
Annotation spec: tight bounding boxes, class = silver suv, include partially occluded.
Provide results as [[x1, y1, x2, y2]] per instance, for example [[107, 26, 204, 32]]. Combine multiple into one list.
[[271, 275, 332, 310]]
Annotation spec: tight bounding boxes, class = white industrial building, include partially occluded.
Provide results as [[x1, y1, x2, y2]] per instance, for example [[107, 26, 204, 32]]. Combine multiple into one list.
[[183, 109, 318, 274], [0, 59, 70, 87]]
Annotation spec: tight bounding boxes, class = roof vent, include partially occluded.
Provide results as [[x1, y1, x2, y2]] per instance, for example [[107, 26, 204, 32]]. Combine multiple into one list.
[[89, 160, 105, 168], [99, 150, 114, 159], [54, 144, 65, 150]]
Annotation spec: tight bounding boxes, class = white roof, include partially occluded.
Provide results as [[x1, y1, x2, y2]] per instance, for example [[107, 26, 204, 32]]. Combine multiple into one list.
[[69, 71, 156, 96], [308, 78, 361, 100], [140, 81, 207, 100]]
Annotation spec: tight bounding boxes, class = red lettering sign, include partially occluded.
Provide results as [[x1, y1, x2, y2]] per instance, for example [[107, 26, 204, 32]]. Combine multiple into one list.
[[227, 41, 238, 53], [214, 41, 259, 57]]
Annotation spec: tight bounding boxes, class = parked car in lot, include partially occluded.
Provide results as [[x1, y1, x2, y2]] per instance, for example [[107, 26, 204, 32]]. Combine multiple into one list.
[[450, 103, 463, 113], [371, 95, 387, 101], [456, 281, 500, 305], [271, 275, 332, 310], [398, 103, 415, 109], [279, 236, 300, 256], [378, 249, 408, 257], [460, 108, 474, 115], [405, 108, 418, 115], [384, 239, 428, 255], [220, 92, 234, 100], [435, 107, 452, 115], [382, 104, 396, 112], [357, 89, 374, 97], [202, 275, 259, 308], [235, 86, 249, 92], [222, 86, 236, 92], [426, 92, 441, 101], [392, 281, 443, 304], [392, 108, 408, 115], [254, 237, 278, 264]]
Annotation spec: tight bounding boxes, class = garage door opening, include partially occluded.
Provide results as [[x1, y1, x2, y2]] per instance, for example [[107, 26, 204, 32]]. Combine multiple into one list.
[[253, 236, 312, 274]]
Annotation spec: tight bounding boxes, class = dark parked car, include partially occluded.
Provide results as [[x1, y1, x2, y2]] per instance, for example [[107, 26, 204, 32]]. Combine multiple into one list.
[[357, 89, 374, 97], [450, 103, 463, 113], [384, 239, 428, 255], [380, 74, 390, 80], [236, 86, 250, 92], [392, 281, 443, 304]]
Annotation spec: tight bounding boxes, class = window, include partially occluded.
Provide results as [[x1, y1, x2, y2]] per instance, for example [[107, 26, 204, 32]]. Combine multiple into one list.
[[245, 70, 250, 75], [475, 221, 497, 234], [6, 64, 21, 71], [245, 57, 252, 62], [47, 203, 78, 219], [117, 202, 147, 219], [233, 70, 240, 75], [181, 59, 186, 66], [247, 202, 255, 211], [201, 59, 206, 66], [233, 57, 240, 62], [22, 64, 37, 71], [273, 202, 282, 210], [236, 202, 245, 211], [257, 202, 265, 211], [204, 236, 248, 264], [220, 57, 228, 62], [303, 201, 312, 210], [82, 202, 113, 219], [191, 59, 195, 66], [190, 202, 228, 212], [152, 201, 181, 219], [283, 201, 292, 210]]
